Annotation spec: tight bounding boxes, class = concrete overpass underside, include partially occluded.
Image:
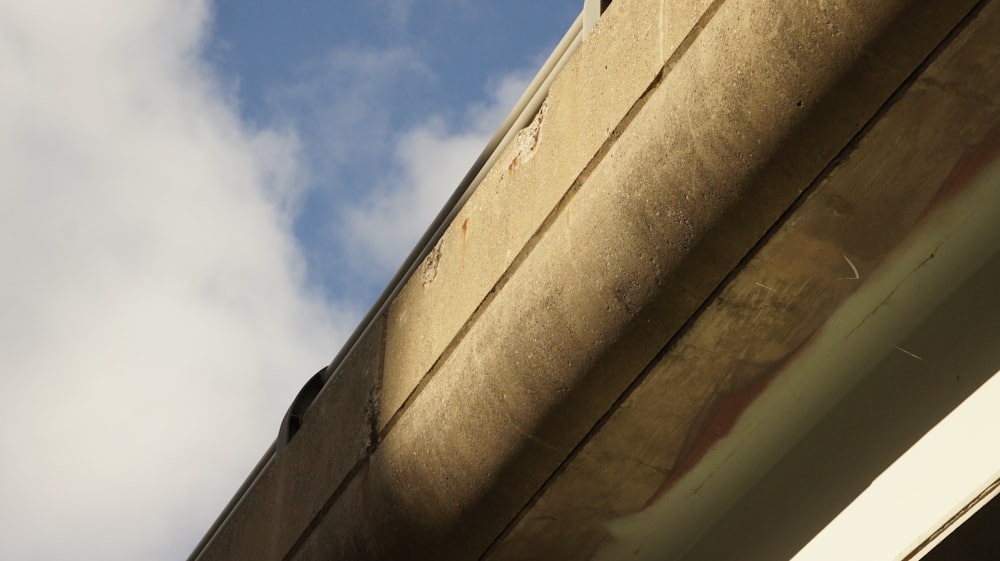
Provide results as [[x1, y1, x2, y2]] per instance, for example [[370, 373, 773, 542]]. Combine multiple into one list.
[[192, 0, 1000, 559]]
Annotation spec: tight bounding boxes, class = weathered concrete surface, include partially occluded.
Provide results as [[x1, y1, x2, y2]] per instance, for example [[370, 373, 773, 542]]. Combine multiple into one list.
[[483, 2, 1000, 558], [195, 315, 385, 561], [191, 0, 998, 560], [283, 1, 991, 560], [379, 0, 705, 430]]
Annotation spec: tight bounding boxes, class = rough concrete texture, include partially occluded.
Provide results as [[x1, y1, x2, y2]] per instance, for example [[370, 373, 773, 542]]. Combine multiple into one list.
[[379, 0, 691, 429], [196, 314, 385, 561], [672, 7, 1000, 560], [485, 2, 998, 559], [192, 0, 998, 560], [278, 0, 991, 560]]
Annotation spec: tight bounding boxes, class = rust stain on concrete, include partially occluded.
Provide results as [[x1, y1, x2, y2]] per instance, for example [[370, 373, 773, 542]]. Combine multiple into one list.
[[649, 369, 776, 503], [921, 123, 1000, 219], [647, 340, 815, 504]]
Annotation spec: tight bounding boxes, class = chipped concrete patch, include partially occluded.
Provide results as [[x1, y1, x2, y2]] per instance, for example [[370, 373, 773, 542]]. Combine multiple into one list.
[[508, 100, 547, 175], [421, 241, 443, 286]]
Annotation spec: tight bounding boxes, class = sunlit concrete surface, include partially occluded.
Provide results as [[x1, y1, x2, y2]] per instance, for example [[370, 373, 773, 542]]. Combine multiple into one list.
[[189, 0, 1000, 559]]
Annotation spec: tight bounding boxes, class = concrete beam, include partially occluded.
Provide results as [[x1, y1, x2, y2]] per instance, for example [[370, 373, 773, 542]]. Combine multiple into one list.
[[290, 1, 989, 560], [486, 1, 999, 558], [191, 0, 997, 560]]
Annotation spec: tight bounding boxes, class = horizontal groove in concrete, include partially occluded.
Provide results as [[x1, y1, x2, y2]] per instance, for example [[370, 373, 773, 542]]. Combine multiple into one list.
[[287, 1, 983, 560], [194, 0, 992, 560]]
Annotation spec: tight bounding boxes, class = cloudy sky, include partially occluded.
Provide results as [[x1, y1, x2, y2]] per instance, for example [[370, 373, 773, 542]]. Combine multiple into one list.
[[0, 1, 577, 559]]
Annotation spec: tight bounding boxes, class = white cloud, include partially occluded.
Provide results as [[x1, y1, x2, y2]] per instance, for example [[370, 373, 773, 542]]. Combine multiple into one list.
[[0, 1, 346, 560], [0, 0, 564, 558], [262, 40, 537, 287], [373, 0, 415, 28], [267, 46, 430, 177]]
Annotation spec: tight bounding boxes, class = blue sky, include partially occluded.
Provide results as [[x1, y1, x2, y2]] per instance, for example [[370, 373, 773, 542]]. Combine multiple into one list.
[[210, 0, 580, 306], [0, 1, 577, 560]]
